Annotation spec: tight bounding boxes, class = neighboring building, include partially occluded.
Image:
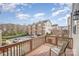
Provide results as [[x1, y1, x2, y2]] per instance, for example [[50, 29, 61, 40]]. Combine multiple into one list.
[[70, 3, 79, 55], [68, 16, 72, 38], [26, 25, 29, 34], [51, 24, 68, 37], [27, 25, 32, 35], [36, 21, 43, 35], [31, 20, 52, 36], [41, 20, 52, 35], [0, 30, 2, 46], [60, 26, 68, 37], [52, 24, 58, 30], [31, 23, 36, 35], [60, 26, 68, 30], [51, 24, 60, 36]]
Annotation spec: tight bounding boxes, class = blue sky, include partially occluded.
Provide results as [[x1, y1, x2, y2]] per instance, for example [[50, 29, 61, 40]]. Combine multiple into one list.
[[0, 3, 71, 26]]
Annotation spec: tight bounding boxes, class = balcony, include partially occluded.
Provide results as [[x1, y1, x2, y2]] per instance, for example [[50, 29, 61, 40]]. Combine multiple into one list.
[[0, 35, 73, 56]]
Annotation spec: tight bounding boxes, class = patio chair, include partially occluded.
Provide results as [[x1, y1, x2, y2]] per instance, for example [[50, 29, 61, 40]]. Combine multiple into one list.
[[50, 39, 70, 56]]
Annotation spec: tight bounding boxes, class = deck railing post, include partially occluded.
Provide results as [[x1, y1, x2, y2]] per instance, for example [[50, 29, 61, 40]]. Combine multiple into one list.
[[45, 35, 47, 43], [10, 47, 12, 56], [30, 40, 32, 51], [49, 48, 51, 56], [2, 49, 5, 56], [7, 48, 8, 56], [13, 46, 15, 56], [56, 36, 58, 46]]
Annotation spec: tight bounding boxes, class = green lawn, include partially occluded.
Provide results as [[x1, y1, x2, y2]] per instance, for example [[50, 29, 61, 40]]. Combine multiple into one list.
[[2, 33, 27, 39]]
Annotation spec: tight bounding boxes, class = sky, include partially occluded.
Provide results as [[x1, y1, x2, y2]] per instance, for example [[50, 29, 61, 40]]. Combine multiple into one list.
[[0, 3, 72, 26]]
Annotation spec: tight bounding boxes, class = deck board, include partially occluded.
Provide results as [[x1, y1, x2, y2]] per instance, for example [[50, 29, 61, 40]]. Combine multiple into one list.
[[26, 43, 73, 56]]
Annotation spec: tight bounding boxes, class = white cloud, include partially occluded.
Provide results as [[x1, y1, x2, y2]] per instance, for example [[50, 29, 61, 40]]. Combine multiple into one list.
[[34, 13, 45, 17], [16, 9, 21, 12], [58, 14, 70, 21], [30, 13, 47, 23], [52, 4, 71, 17], [0, 3, 32, 12], [16, 13, 30, 20], [0, 3, 16, 12], [51, 8, 56, 11], [51, 4, 71, 26], [52, 9, 65, 16], [65, 3, 72, 8], [58, 3, 65, 6], [19, 3, 29, 6], [54, 3, 72, 8], [32, 16, 47, 23]]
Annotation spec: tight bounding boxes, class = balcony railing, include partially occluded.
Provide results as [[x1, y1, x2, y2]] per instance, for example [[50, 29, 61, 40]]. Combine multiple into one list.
[[46, 35, 73, 49], [0, 35, 73, 56]]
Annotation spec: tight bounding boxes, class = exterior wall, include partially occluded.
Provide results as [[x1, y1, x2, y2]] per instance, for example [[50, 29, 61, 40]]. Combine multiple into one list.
[[32, 24, 36, 35], [27, 20, 52, 36], [51, 25, 68, 37], [27, 25, 32, 35], [52, 25, 62, 36], [52, 24, 58, 30], [62, 29, 69, 37], [68, 16, 72, 38], [36, 20, 52, 35], [36, 22, 43, 35], [71, 3, 79, 55], [26, 26, 28, 33], [51, 24, 60, 36], [44, 21, 52, 34]]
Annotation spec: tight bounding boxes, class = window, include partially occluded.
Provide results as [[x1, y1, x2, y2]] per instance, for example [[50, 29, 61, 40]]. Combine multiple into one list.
[[73, 25, 76, 34], [73, 10, 79, 20]]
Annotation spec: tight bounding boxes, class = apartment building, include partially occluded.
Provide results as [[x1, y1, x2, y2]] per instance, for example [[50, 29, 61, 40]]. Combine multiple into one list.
[[70, 3, 79, 55], [36, 21, 43, 35], [31, 23, 37, 35], [41, 20, 52, 35], [28, 20, 52, 36], [27, 25, 32, 35], [60, 26, 68, 37], [51, 24, 60, 36], [51, 24, 68, 37], [52, 24, 58, 30]]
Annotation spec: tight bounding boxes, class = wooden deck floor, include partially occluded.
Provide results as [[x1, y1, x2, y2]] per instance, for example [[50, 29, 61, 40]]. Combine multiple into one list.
[[26, 43, 73, 56]]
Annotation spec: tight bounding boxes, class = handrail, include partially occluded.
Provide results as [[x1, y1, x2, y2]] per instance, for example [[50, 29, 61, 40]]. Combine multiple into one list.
[[0, 35, 73, 56], [0, 35, 46, 56], [0, 39, 30, 51], [46, 35, 73, 49], [46, 35, 73, 39]]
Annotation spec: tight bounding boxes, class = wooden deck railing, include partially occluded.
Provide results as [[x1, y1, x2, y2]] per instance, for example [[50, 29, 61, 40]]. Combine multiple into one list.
[[0, 36, 46, 56], [0, 40, 31, 56], [45, 35, 73, 49], [0, 35, 73, 56]]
